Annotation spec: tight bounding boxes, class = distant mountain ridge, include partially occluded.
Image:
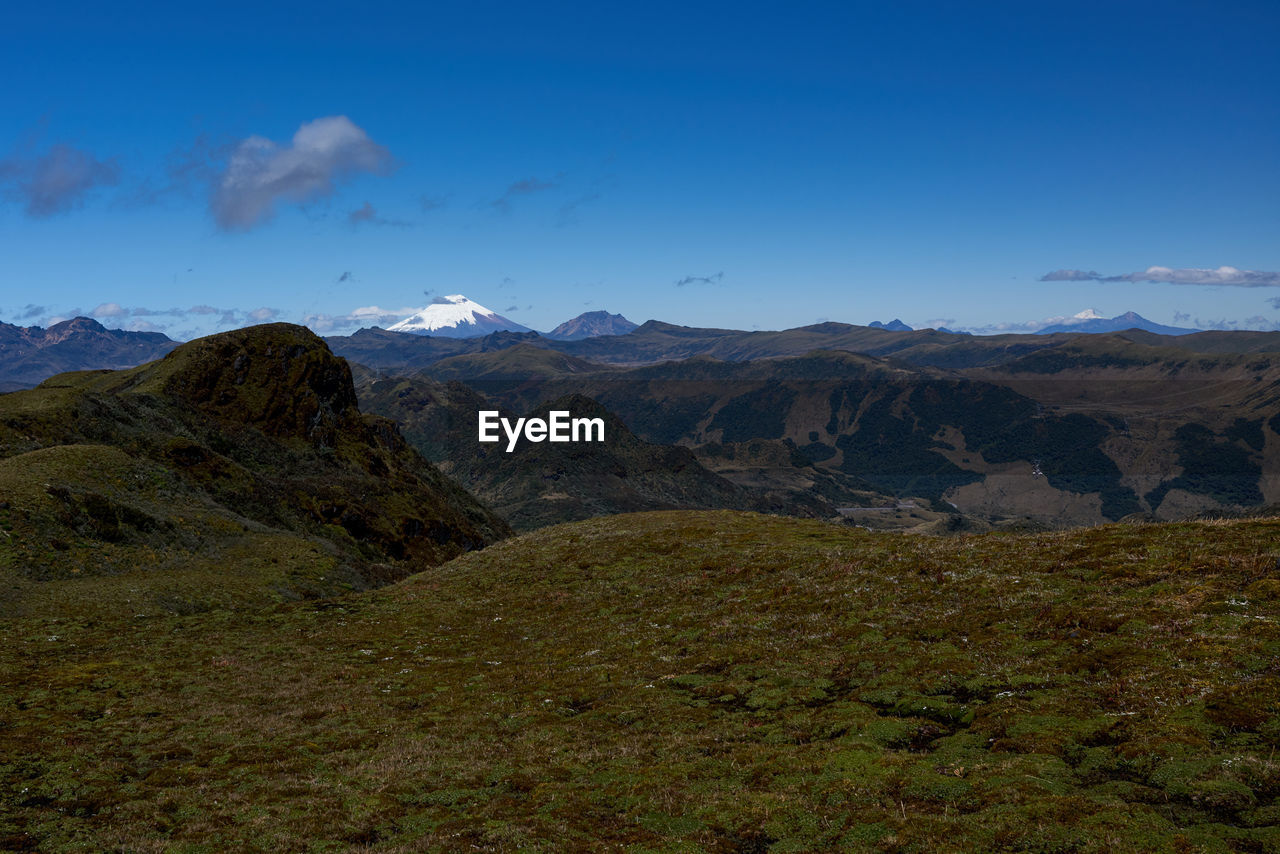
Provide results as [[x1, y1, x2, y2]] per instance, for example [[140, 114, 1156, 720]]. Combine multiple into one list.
[[545, 310, 638, 340], [328, 316, 1280, 378], [1036, 310, 1197, 336], [0, 307, 1257, 392], [869, 318, 912, 331], [388, 294, 532, 338], [0, 316, 178, 389]]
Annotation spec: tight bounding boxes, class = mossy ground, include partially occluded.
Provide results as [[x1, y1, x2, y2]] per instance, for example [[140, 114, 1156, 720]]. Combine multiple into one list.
[[0, 443, 354, 618], [2, 511, 1279, 852]]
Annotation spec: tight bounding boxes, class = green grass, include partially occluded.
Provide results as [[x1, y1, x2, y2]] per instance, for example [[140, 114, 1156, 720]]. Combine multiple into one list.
[[2, 510, 1279, 851]]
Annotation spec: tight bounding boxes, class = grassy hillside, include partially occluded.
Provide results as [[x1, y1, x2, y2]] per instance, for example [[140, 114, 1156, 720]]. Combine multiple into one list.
[[0, 324, 509, 618], [2, 511, 1278, 851]]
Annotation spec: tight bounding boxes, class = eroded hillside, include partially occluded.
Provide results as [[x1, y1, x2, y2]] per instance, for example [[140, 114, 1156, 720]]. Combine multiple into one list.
[[0, 324, 509, 618]]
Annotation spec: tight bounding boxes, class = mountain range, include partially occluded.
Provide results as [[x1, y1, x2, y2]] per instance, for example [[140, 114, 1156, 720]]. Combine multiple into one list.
[[0, 303, 1231, 391], [0, 316, 177, 391], [1036, 309, 1197, 335]]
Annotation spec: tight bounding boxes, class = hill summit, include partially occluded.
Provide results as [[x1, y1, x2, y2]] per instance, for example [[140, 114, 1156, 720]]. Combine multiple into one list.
[[0, 323, 510, 617], [545, 310, 639, 340]]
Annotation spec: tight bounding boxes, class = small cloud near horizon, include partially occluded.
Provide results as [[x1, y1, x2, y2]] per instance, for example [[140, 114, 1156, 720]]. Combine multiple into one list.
[[1039, 269, 1103, 282], [303, 305, 418, 333], [62, 303, 289, 336], [1040, 266, 1280, 287], [1188, 315, 1280, 332], [91, 302, 129, 319]]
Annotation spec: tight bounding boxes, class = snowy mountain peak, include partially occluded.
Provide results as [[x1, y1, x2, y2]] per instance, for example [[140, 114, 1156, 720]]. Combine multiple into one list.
[[1072, 308, 1106, 321], [387, 294, 533, 338]]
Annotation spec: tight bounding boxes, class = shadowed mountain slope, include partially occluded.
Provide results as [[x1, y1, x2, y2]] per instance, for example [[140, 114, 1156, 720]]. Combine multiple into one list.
[[355, 374, 839, 530], [420, 350, 1140, 520], [393, 344, 1280, 525], [0, 323, 509, 618], [447, 394, 833, 530]]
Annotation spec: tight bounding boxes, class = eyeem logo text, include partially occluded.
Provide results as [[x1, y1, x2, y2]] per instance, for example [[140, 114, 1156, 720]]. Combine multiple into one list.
[[478, 410, 605, 452]]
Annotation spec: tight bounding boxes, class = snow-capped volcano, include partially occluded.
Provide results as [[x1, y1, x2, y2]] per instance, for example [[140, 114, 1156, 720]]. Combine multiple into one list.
[[387, 295, 533, 338]]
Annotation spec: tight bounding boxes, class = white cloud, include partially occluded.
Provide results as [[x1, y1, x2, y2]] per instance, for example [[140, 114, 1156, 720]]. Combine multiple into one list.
[[211, 116, 394, 230], [303, 305, 419, 333], [91, 302, 128, 318], [1040, 265, 1280, 287], [1038, 269, 1102, 282], [0, 143, 119, 217]]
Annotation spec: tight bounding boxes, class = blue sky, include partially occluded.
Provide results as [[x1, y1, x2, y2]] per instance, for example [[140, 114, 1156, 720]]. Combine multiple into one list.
[[2, 0, 1278, 339]]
